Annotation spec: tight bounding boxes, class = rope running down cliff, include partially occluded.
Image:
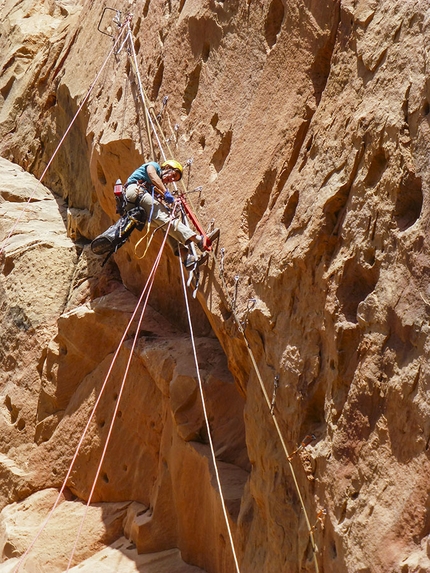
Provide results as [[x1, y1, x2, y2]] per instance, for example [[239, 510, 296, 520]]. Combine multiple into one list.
[[124, 16, 319, 573], [178, 256, 242, 573], [11, 216, 173, 572], [125, 22, 243, 570], [64, 213, 175, 571], [218, 266, 321, 572], [0, 15, 131, 258], [10, 15, 240, 571]]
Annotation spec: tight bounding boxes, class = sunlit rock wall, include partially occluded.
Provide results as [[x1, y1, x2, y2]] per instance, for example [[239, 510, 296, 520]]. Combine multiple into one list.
[[1, 0, 430, 572]]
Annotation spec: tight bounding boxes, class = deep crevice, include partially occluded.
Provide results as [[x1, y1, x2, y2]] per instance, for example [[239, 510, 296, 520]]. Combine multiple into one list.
[[265, 0, 284, 49], [182, 63, 202, 114], [211, 129, 232, 173], [151, 60, 164, 101]]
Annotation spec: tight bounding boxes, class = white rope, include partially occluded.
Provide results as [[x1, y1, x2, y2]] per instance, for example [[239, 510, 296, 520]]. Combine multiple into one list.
[[0, 18, 131, 256], [218, 270, 320, 572], [178, 257, 242, 573], [127, 25, 242, 568], [127, 26, 166, 162]]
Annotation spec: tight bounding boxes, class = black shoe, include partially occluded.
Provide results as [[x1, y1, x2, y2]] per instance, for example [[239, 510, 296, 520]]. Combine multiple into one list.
[[197, 228, 220, 251]]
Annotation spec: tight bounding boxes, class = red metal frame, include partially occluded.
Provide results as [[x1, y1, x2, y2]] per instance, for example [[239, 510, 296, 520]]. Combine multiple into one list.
[[177, 194, 213, 251]]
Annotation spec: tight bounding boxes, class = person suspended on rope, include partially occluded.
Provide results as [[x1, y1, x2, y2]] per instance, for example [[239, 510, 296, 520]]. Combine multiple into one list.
[[91, 159, 219, 268], [124, 159, 219, 267]]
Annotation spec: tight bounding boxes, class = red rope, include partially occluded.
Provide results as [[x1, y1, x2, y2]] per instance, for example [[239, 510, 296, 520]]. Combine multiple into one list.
[[65, 217, 172, 569], [12, 214, 171, 572], [0, 16, 131, 257]]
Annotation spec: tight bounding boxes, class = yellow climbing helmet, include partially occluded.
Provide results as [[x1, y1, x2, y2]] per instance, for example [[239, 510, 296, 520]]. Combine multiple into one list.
[[161, 159, 183, 179]]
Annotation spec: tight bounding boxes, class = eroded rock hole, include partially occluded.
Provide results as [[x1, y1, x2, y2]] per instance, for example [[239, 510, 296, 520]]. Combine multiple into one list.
[[116, 87, 123, 102], [1, 76, 15, 100], [105, 105, 112, 122], [2, 257, 14, 276], [242, 169, 276, 238], [133, 17, 142, 36], [265, 0, 284, 49], [182, 63, 202, 114], [102, 472, 109, 483], [211, 129, 232, 173], [44, 93, 57, 111], [202, 42, 210, 62], [394, 171, 422, 231], [282, 190, 299, 229], [5, 395, 19, 424], [96, 161, 107, 185], [336, 258, 379, 323], [323, 183, 352, 238], [3, 542, 18, 559], [364, 151, 387, 188]]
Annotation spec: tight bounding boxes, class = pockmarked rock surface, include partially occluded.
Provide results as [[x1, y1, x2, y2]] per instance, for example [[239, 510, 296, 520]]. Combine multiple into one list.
[[1, 0, 430, 572]]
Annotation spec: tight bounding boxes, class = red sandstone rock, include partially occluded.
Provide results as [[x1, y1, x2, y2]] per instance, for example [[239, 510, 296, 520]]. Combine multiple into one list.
[[1, 0, 430, 572]]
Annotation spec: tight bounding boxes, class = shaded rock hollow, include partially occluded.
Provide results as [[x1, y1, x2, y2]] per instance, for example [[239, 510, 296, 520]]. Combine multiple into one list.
[[1, 0, 430, 572]]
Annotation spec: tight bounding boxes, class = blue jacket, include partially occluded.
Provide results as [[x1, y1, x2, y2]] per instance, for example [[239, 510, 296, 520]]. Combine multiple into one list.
[[126, 161, 161, 186]]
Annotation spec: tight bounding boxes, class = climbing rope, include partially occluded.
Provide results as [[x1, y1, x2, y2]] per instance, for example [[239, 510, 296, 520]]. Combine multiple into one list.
[[178, 254, 242, 573], [218, 263, 320, 572], [125, 26, 163, 162], [65, 215, 174, 571], [125, 24, 201, 216], [0, 16, 132, 257], [7, 11, 318, 572], [124, 22, 317, 570], [125, 22, 241, 567], [12, 220, 172, 572]]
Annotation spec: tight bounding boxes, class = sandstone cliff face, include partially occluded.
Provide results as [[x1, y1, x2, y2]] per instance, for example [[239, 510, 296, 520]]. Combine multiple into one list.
[[1, 0, 430, 572]]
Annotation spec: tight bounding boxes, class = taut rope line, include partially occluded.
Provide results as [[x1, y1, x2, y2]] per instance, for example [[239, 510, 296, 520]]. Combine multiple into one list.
[[12, 224, 170, 572], [0, 17, 131, 257], [178, 256, 242, 573], [65, 216, 174, 570], [218, 266, 320, 572]]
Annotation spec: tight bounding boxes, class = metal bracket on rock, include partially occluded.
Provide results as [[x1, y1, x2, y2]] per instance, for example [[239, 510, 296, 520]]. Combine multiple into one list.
[[287, 434, 316, 461], [240, 298, 256, 332], [311, 508, 327, 532], [270, 374, 279, 415], [97, 7, 122, 38], [232, 275, 240, 310], [157, 95, 169, 120]]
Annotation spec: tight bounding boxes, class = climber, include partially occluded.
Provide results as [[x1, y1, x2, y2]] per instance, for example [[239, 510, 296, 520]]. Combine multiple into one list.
[[123, 159, 218, 268]]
